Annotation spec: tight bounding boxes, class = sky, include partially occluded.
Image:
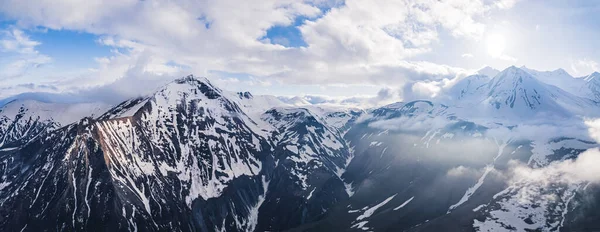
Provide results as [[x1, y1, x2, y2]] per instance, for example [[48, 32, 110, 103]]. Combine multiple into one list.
[[0, 0, 599, 106]]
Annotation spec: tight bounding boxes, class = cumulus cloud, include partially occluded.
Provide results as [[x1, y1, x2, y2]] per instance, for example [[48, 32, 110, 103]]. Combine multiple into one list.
[[585, 118, 600, 144], [369, 113, 450, 132], [510, 149, 600, 185], [0, 0, 519, 102], [409, 81, 443, 99], [570, 58, 598, 76], [492, 147, 600, 220], [401, 68, 474, 102], [487, 117, 600, 209]]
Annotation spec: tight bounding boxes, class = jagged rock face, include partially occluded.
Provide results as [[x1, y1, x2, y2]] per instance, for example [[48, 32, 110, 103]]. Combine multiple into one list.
[[93, 77, 274, 231], [262, 107, 351, 188], [100, 77, 269, 203], [258, 108, 352, 231], [0, 122, 128, 231], [0, 104, 58, 148], [0, 77, 277, 231], [0, 100, 109, 148]]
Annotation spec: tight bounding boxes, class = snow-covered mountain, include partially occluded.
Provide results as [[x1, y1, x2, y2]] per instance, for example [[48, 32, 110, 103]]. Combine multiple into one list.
[[444, 66, 600, 124], [278, 96, 313, 106], [0, 75, 355, 231], [1, 68, 600, 232], [0, 100, 109, 148], [477, 66, 500, 78], [521, 66, 600, 103], [478, 66, 575, 119], [447, 74, 490, 101], [521, 66, 582, 94], [580, 71, 600, 101]]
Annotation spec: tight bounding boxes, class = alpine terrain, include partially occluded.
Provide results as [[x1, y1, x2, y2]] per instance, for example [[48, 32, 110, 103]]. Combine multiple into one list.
[[2, 66, 600, 232]]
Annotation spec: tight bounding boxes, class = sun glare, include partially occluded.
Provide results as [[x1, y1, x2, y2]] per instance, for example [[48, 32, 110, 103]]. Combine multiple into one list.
[[486, 33, 506, 58]]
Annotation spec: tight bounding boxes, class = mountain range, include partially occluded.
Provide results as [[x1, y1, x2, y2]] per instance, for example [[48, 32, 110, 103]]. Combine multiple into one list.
[[1, 66, 600, 231]]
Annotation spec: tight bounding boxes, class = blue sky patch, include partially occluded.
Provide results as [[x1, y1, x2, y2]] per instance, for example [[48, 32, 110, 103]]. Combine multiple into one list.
[[30, 28, 111, 68], [263, 17, 308, 47]]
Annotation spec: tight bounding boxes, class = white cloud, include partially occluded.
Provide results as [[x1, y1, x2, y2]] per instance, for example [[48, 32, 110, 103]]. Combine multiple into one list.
[[0, 29, 41, 54], [462, 53, 474, 58], [0, 0, 519, 101], [276, 88, 399, 108], [511, 149, 600, 186], [410, 81, 443, 99], [402, 67, 474, 101], [570, 58, 598, 76], [496, 147, 600, 219], [447, 165, 480, 177], [585, 118, 600, 144], [491, 117, 600, 211], [0, 28, 52, 85], [368, 112, 451, 132]]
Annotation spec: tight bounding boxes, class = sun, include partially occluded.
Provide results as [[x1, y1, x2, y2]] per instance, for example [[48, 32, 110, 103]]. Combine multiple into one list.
[[486, 33, 506, 58]]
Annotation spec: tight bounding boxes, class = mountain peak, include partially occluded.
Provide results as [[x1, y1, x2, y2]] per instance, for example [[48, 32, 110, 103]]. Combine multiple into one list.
[[490, 66, 541, 87], [479, 65, 576, 118], [171, 74, 218, 90], [584, 71, 600, 82], [488, 66, 542, 101], [486, 66, 537, 96], [477, 66, 500, 77], [505, 65, 520, 71], [174, 74, 210, 84], [484, 66, 530, 82], [493, 66, 530, 81], [520, 66, 574, 79], [554, 68, 569, 74], [154, 74, 225, 101], [238, 91, 254, 99]]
